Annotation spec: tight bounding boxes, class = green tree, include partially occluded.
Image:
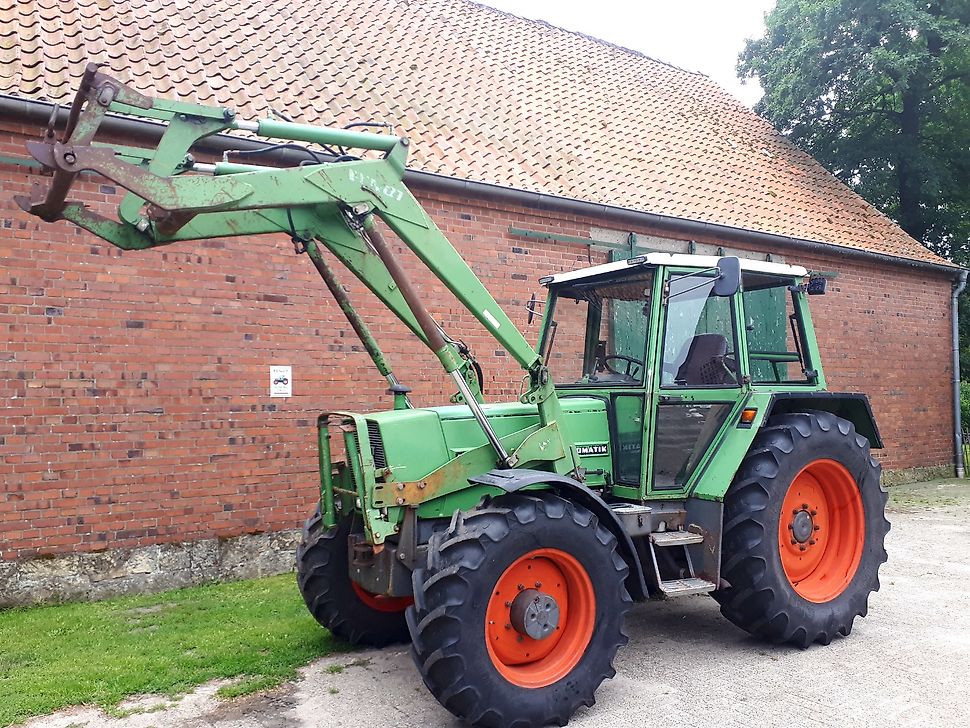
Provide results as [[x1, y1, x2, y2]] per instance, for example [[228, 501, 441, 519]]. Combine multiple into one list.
[[739, 0, 970, 260]]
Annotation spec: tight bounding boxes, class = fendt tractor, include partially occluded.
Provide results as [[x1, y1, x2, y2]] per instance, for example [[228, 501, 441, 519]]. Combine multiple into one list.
[[17, 66, 890, 727]]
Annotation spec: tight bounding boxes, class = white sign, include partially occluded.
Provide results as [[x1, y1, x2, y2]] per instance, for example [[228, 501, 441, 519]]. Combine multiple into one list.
[[270, 365, 292, 398]]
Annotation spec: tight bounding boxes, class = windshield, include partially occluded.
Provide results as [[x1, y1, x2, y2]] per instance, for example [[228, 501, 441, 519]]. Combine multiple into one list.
[[540, 271, 655, 386]]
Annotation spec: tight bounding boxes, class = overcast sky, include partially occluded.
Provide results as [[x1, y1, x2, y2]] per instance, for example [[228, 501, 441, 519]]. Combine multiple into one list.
[[477, 1, 777, 107]]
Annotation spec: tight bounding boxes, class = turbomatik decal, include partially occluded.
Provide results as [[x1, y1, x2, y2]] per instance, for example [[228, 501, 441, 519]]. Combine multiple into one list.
[[577, 444, 609, 456]]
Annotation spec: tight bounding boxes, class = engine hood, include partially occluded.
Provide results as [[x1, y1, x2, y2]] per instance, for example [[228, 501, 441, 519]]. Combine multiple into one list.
[[362, 398, 611, 485]]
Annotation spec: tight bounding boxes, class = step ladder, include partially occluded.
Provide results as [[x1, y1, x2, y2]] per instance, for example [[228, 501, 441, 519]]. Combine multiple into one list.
[[648, 529, 716, 597]]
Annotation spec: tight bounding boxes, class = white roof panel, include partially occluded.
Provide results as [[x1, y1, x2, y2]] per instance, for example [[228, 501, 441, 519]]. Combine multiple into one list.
[[541, 253, 808, 286]]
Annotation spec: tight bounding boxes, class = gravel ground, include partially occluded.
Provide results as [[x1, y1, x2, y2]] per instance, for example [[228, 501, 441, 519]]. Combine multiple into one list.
[[20, 480, 970, 728]]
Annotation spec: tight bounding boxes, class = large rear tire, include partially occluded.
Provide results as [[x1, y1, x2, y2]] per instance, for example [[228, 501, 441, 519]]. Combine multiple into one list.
[[296, 508, 411, 647], [407, 493, 630, 728], [713, 410, 890, 647]]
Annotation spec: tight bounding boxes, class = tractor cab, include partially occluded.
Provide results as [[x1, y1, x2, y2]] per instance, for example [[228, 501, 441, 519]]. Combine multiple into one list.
[[537, 253, 818, 500]]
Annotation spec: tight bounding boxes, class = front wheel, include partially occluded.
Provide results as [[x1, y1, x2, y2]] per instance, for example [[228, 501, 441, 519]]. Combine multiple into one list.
[[713, 410, 890, 647], [296, 508, 411, 646], [408, 493, 631, 727]]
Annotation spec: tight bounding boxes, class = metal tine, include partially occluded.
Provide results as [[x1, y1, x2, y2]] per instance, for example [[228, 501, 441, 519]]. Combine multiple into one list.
[[61, 62, 102, 142]]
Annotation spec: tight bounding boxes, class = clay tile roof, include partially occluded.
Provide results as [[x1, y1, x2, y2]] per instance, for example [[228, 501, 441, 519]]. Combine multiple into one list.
[[0, 0, 951, 266]]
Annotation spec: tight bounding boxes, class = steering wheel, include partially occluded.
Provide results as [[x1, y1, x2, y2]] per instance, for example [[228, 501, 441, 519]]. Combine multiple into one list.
[[599, 354, 644, 381]]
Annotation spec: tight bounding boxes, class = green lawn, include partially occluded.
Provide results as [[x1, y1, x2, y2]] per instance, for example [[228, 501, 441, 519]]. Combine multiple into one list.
[[0, 574, 336, 726]]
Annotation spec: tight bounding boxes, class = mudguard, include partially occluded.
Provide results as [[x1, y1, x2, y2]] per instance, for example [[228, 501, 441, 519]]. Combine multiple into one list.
[[469, 469, 649, 601], [767, 392, 883, 448]]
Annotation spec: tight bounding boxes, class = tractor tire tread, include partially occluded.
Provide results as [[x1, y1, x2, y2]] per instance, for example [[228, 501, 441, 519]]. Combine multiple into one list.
[[296, 507, 410, 647], [407, 492, 630, 727], [712, 410, 889, 647]]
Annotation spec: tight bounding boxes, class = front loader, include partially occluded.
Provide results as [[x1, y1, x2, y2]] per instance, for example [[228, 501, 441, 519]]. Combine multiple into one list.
[[17, 66, 890, 728]]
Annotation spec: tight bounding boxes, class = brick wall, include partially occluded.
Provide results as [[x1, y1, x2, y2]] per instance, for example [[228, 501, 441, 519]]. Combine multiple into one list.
[[0, 123, 957, 561]]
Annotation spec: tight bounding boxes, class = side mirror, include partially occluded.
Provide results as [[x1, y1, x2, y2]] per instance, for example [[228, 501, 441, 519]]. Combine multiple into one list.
[[714, 256, 741, 297], [527, 292, 538, 325]]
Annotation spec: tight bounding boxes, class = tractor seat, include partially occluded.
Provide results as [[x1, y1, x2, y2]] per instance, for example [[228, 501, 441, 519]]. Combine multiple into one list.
[[675, 334, 732, 386]]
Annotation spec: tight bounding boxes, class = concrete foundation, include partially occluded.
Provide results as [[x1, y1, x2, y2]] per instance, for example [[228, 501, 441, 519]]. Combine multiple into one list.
[[0, 529, 301, 608]]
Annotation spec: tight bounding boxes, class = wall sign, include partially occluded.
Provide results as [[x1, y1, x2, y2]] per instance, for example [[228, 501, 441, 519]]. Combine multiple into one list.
[[270, 365, 292, 398]]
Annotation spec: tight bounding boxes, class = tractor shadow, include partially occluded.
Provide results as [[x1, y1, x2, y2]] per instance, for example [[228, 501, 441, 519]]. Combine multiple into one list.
[[621, 593, 788, 654]]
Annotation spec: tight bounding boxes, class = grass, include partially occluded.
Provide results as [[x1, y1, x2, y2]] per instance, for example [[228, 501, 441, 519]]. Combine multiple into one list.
[[888, 478, 970, 511], [0, 574, 337, 727]]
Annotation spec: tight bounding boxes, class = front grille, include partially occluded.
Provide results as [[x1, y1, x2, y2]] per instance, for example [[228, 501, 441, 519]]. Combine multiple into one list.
[[344, 430, 360, 490], [366, 420, 387, 470]]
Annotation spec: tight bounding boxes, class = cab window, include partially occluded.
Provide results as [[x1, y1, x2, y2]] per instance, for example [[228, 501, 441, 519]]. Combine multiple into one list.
[[660, 274, 740, 388], [541, 271, 654, 387], [741, 273, 814, 384]]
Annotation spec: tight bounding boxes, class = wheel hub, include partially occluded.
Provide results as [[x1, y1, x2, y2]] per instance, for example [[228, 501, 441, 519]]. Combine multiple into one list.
[[790, 509, 814, 543], [778, 459, 865, 603], [509, 588, 560, 640]]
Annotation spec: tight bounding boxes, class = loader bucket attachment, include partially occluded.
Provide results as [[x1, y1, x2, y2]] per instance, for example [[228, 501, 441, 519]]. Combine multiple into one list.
[[15, 63, 154, 222], [14, 63, 407, 248]]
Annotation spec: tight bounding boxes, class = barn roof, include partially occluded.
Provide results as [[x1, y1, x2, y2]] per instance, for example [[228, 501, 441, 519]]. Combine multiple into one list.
[[0, 0, 952, 267]]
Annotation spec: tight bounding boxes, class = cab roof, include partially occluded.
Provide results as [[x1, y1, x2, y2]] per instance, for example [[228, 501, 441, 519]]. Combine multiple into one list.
[[539, 253, 808, 286]]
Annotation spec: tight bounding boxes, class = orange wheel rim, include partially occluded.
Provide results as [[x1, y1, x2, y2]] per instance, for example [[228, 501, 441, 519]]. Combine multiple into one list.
[[778, 459, 865, 603], [351, 581, 413, 613], [485, 548, 595, 689]]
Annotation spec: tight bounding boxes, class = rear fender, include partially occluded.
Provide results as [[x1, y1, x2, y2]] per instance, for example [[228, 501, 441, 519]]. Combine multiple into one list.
[[468, 469, 649, 601], [767, 393, 883, 448]]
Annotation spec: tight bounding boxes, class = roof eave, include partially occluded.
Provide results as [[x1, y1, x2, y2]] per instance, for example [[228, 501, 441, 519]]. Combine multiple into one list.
[[0, 93, 961, 278], [408, 170, 963, 278]]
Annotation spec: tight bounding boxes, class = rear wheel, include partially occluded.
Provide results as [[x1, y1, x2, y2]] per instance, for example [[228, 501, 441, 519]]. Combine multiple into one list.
[[713, 411, 890, 647], [408, 493, 630, 727], [296, 508, 411, 646]]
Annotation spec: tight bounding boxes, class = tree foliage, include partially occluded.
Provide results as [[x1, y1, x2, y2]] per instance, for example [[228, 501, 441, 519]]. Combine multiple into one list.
[[739, 0, 970, 260]]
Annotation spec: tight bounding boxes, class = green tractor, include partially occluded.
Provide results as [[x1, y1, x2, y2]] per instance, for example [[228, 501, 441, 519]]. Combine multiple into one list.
[[20, 66, 889, 727]]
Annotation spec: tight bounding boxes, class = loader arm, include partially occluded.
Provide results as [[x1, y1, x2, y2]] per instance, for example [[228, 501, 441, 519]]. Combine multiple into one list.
[[16, 64, 578, 474]]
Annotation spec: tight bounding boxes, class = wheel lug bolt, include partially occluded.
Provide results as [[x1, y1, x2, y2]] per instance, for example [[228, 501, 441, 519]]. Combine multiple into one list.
[[810, 509, 817, 516], [504, 601, 512, 607], [798, 545, 807, 551], [809, 539, 816, 545], [790, 539, 797, 545], [505, 623, 512, 630], [534, 581, 542, 588], [517, 584, 524, 591], [787, 523, 794, 530], [813, 525, 820, 531], [801, 503, 809, 510], [792, 509, 799, 515]]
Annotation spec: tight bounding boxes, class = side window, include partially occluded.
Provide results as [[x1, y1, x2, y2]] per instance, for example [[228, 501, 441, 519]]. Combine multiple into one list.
[[652, 402, 733, 489], [660, 275, 740, 388], [742, 275, 813, 384]]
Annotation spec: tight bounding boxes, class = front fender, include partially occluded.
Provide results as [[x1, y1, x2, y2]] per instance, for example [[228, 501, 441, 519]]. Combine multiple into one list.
[[469, 469, 649, 601]]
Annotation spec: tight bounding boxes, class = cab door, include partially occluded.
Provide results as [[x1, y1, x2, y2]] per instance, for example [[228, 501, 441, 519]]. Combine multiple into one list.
[[644, 267, 748, 497]]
